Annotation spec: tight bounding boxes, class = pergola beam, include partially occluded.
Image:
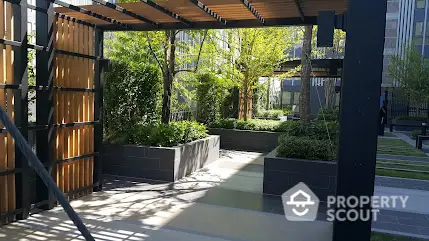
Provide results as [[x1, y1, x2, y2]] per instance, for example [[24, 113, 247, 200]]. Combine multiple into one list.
[[188, 0, 227, 25], [240, 0, 264, 24], [52, 0, 128, 28], [91, 0, 157, 26], [294, 0, 305, 21], [100, 16, 317, 31], [140, 0, 193, 27]]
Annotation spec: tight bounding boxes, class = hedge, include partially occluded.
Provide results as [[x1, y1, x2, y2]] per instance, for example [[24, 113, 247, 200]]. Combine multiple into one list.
[[106, 121, 208, 147], [277, 135, 337, 161]]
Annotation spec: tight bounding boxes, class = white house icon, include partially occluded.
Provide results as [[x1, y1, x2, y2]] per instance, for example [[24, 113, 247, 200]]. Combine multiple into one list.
[[286, 190, 315, 207]]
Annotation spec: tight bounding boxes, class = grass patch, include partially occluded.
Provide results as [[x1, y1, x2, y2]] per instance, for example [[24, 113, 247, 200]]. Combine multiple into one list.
[[378, 138, 411, 147], [381, 132, 396, 137], [376, 158, 429, 180], [371, 232, 426, 241], [377, 138, 428, 157]]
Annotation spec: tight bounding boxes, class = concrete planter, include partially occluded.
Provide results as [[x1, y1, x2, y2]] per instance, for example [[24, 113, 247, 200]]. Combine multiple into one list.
[[208, 128, 282, 152], [263, 148, 337, 201], [102, 135, 220, 182], [392, 119, 426, 131]]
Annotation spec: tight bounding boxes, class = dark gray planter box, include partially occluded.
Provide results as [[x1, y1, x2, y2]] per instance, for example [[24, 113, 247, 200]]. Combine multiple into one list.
[[208, 128, 282, 152], [102, 135, 220, 182], [263, 148, 337, 201], [392, 119, 426, 131]]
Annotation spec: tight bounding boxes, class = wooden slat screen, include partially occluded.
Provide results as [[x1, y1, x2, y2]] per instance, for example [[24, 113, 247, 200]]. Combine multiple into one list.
[[0, 0, 15, 223], [54, 16, 95, 197]]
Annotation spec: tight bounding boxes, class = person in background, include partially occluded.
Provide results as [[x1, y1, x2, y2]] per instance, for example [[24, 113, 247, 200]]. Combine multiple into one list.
[[379, 95, 386, 135]]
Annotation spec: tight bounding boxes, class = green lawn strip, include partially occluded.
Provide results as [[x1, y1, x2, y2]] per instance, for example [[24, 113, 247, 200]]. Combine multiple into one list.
[[378, 138, 412, 147], [376, 169, 429, 181], [377, 149, 428, 158], [371, 233, 426, 241], [381, 133, 396, 137], [377, 159, 429, 167], [377, 163, 429, 172]]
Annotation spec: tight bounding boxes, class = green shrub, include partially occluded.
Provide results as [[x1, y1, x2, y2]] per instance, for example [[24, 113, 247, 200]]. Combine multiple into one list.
[[277, 136, 337, 161], [258, 109, 284, 118], [209, 119, 281, 132], [277, 121, 339, 142], [317, 108, 339, 122], [104, 61, 161, 136], [394, 116, 429, 121], [129, 121, 208, 147], [412, 129, 422, 139]]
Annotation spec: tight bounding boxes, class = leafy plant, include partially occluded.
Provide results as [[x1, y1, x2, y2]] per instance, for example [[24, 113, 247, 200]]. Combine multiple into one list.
[[209, 118, 282, 132], [277, 136, 336, 161], [196, 73, 228, 124], [277, 121, 339, 143], [258, 109, 285, 118], [108, 121, 208, 147], [104, 61, 162, 137], [317, 108, 339, 122]]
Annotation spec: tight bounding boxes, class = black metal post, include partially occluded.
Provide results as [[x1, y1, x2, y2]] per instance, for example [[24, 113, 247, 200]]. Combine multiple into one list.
[[93, 29, 104, 192], [13, 0, 30, 220], [35, 0, 56, 209], [333, 0, 387, 241]]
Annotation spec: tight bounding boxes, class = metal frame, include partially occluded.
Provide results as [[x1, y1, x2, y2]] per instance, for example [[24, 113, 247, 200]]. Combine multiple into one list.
[[91, 0, 158, 25], [188, 0, 227, 25], [240, 0, 264, 24], [0, 0, 389, 240], [293, 0, 305, 21], [333, 0, 387, 240]]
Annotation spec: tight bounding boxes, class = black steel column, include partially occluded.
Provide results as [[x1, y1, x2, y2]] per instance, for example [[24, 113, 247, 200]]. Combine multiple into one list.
[[333, 0, 387, 241], [93, 29, 104, 192], [35, 0, 56, 209], [13, 0, 30, 220]]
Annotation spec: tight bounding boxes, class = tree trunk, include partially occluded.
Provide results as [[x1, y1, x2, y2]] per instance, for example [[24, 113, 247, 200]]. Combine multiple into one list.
[[300, 25, 313, 122], [266, 77, 270, 110], [324, 78, 337, 109], [280, 78, 284, 109], [243, 77, 249, 121], [161, 30, 176, 124]]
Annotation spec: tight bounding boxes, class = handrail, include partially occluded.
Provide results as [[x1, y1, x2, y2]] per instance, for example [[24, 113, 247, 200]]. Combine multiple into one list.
[[0, 106, 95, 241]]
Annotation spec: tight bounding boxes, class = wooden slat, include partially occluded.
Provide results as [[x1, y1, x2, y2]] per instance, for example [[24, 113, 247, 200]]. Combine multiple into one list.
[[56, 17, 65, 192], [0, 0, 8, 221], [5, 0, 15, 221], [63, 19, 71, 194], [88, 27, 94, 193], [82, 25, 89, 194]]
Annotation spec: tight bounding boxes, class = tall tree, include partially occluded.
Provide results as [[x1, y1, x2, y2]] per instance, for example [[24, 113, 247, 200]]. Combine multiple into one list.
[[300, 25, 313, 122], [106, 30, 208, 123], [214, 27, 298, 120], [389, 45, 429, 112]]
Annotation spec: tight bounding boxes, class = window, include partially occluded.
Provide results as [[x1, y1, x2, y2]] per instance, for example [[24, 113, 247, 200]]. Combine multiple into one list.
[[416, 22, 424, 36], [417, 0, 425, 9], [282, 91, 292, 106], [414, 36, 423, 45]]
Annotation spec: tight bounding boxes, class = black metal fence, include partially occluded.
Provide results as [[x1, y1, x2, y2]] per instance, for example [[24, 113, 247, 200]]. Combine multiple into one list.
[[390, 88, 429, 118]]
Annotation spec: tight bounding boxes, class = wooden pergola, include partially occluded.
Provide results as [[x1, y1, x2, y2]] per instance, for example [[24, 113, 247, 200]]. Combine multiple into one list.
[[0, 0, 387, 241]]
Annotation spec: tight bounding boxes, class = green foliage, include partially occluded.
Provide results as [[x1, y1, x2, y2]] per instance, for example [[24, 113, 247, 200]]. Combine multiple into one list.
[[104, 61, 162, 136], [394, 116, 429, 121], [389, 45, 429, 104], [257, 109, 284, 118], [276, 121, 339, 142], [277, 136, 336, 161], [129, 121, 208, 147], [209, 118, 282, 132], [317, 108, 339, 121], [196, 73, 227, 124]]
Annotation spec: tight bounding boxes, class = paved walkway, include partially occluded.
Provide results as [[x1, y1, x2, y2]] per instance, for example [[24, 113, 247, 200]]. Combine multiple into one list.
[[2, 148, 429, 240], [0, 151, 333, 241]]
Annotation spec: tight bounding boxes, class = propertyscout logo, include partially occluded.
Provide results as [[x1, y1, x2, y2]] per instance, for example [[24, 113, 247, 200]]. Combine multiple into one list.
[[282, 182, 409, 222]]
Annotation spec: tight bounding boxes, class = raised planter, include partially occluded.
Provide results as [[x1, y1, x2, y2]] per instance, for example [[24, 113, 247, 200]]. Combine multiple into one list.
[[208, 128, 282, 152], [102, 135, 220, 182], [392, 119, 426, 131], [263, 148, 337, 201]]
